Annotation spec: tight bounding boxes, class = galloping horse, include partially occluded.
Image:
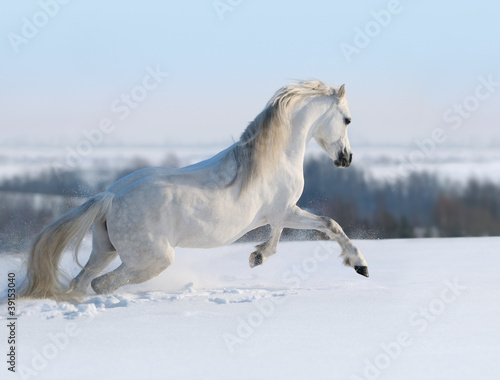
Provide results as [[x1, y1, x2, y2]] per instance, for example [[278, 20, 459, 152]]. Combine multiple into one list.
[[22, 80, 369, 301]]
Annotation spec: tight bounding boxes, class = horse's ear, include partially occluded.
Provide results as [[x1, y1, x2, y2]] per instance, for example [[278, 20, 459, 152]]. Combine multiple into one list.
[[338, 84, 346, 98]]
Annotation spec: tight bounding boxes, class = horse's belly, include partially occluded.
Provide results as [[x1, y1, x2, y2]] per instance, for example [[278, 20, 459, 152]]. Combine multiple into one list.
[[173, 212, 264, 248]]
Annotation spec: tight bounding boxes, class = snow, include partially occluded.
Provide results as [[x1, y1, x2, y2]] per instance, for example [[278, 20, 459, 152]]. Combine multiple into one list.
[[1, 237, 499, 380]]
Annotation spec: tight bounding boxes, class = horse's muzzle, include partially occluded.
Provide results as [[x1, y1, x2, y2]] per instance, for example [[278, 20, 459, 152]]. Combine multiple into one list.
[[334, 151, 353, 168]]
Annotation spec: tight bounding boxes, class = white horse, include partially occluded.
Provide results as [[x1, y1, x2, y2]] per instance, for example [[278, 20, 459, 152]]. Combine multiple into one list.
[[22, 80, 369, 301]]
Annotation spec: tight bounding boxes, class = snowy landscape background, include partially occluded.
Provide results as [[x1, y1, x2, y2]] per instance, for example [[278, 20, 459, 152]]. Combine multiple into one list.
[[2, 145, 500, 251], [2, 0, 500, 379], [1, 145, 499, 380]]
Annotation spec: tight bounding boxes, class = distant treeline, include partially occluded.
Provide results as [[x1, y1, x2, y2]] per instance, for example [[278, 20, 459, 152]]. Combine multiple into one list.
[[298, 157, 500, 239], [1, 155, 500, 250]]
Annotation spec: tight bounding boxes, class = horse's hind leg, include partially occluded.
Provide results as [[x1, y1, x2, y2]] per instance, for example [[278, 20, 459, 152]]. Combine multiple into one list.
[[91, 242, 174, 295], [70, 221, 117, 296]]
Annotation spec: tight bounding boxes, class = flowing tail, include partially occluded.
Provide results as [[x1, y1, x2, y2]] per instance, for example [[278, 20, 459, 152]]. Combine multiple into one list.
[[21, 192, 114, 301]]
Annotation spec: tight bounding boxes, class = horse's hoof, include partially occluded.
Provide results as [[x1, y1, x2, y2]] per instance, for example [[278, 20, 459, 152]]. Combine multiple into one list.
[[354, 266, 369, 277], [91, 276, 113, 295], [249, 252, 263, 268]]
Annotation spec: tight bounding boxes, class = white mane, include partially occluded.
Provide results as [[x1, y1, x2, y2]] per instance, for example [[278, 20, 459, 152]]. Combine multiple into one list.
[[235, 80, 340, 192]]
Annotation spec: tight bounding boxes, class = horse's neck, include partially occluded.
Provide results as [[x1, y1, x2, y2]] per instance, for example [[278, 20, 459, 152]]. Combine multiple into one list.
[[283, 100, 323, 164]]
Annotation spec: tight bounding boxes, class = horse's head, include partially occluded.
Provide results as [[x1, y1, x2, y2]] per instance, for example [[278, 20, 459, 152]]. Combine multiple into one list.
[[313, 84, 353, 168]]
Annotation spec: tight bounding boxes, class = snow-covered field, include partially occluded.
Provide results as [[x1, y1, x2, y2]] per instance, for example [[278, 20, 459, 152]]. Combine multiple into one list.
[[1, 237, 499, 380]]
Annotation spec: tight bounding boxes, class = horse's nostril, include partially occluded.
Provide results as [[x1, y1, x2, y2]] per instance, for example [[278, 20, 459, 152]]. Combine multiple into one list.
[[349, 153, 353, 164]]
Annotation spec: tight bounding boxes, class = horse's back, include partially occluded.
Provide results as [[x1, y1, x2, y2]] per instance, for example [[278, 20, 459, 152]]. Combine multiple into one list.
[[108, 145, 238, 195], [108, 167, 178, 194]]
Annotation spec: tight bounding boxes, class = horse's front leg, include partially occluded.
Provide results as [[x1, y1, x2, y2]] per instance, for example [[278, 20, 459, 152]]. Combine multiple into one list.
[[281, 206, 369, 277], [249, 227, 283, 268]]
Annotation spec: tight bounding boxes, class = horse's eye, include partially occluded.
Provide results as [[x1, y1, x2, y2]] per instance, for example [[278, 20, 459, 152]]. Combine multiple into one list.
[[344, 117, 351, 125]]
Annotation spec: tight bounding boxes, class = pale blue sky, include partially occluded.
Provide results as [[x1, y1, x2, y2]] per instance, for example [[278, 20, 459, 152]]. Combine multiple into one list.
[[1, 0, 499, 147]]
